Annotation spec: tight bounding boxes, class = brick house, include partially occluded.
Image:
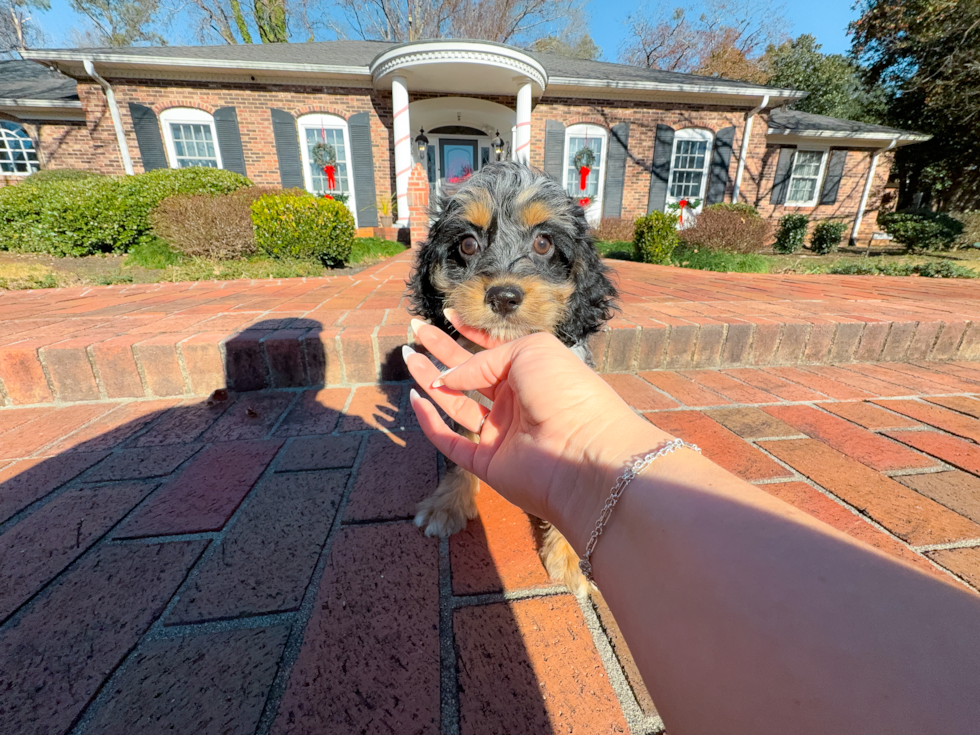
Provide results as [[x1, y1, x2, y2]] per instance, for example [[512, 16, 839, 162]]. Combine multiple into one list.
[[3, 40, 928, 245]]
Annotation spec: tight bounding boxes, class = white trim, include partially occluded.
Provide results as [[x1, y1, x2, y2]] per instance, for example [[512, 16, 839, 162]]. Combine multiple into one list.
[[159, 107, 222, 169], [548, 75, 806, 100], [370, 42, 547, 92], [296, 112, 358, 227], [666, 128, 714, 214], [767, 127, 930, 143], [0, 98, 82, 108], [783, 147, 829, 208], [561, 123, 607, 225]]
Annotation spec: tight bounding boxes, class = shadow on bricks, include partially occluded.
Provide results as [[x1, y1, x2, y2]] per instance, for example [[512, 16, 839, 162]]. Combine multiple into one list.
[[0, 319, 608, 735]]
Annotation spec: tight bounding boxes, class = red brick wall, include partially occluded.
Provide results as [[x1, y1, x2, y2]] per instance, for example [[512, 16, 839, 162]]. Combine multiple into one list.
[[529, 96, 747, 221]]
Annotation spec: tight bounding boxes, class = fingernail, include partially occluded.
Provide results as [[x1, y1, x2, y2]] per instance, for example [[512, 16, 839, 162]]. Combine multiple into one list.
[[409, 388, 421, 402], [430, 365, 455, 389], [443, 308, 457, 323], [401, 345, 417, 364], [410, 318, 426, 335]]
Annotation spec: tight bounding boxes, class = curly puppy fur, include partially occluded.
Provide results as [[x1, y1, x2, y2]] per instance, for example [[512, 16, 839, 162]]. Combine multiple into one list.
[[408, 161, 618, 597]]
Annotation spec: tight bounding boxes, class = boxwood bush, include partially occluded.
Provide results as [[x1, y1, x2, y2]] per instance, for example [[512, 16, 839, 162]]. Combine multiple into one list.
[[251, 193, 354, 266], [0, 168, 251, 257], [879, 210, 964, 253], [773, 213, 810, 254], [633, 211, 679, 264], [679, 207, 771, 253], [810, 220, 848, 255]]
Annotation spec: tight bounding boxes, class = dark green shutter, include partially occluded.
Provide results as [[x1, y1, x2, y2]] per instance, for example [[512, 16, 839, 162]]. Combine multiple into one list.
[[647, 124, 675, 213], [543, 120, 565, 182], [770, 147, 797, 205], [348, 112, 378, 227], [704, 126, 736, 205], [213, 107, 247, 176], [819, 149, 848, 205], [128, 103, 167, 171], [602, 122, 630, 219], [270, 108, 304, 189]]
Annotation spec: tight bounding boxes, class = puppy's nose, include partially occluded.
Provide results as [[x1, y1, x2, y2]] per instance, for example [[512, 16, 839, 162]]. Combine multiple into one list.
[[485, 285, 525, 316]]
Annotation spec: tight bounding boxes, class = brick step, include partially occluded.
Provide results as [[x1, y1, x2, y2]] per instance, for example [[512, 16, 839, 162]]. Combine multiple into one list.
[[2, 313, 980, 407]]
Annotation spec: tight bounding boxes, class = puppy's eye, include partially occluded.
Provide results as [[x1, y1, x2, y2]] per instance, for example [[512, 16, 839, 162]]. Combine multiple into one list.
[[532, 234, 553, 255], [459, 236, 478, 256]]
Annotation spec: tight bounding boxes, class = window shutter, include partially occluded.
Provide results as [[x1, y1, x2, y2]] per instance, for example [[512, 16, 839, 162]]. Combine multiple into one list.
[[647, 124, 675, 213], [128, 103, 167, 171], [543, 120, 565, 181], [704, 126, 736, 205], [819, 149, 848, 205], [213, 107, 247, 177], [270, 109, 304, 189], [602, 122, 630, 219], [770, 146, 797, 205], [348, 112, 378, 227]]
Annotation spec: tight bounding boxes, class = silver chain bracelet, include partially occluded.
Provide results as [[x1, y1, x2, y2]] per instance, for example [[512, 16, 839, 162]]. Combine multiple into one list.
[[579, 438, 701, 583]]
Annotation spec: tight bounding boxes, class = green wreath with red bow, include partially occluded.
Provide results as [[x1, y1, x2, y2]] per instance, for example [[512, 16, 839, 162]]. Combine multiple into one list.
[[312, 142, 338, 191], [573, 145, 596, 192]]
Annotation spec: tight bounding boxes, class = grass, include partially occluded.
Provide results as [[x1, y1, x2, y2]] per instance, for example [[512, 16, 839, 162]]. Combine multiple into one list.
[[0, 237, 407, 290], [595, 239, 980, 277]]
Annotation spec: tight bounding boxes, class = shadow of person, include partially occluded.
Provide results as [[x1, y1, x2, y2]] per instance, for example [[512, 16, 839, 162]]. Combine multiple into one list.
[[0, 319, 595, 733]]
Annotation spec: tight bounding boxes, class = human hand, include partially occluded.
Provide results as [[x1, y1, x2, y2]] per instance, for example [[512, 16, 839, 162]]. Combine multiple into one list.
[[403, 315, 675, 552]]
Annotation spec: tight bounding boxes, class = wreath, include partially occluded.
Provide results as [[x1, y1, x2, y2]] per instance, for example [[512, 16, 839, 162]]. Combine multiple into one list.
[[312, 142, 338, 190], [312, 142, 337, 167], [573, 145, 596, 191]]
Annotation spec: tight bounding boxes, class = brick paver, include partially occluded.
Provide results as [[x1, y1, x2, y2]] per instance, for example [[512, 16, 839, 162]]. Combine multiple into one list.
[[3, 263, 980, 733]]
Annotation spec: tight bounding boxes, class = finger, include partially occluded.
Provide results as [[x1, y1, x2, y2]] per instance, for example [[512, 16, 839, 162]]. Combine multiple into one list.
[[403, 347, 489, 434], [409, 389, 478, 474], [410, 318, 473, 368], [429, 337, 525, 392], [444, 309, 508, 349]]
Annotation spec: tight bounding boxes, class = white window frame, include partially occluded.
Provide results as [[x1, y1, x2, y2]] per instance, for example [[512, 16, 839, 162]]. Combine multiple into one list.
[[297, 113, 358, 227], [0, 120, 40, 176], [159, 108, 222, 169], [666, 128, 714, 216], [784, 147, 829, 207], [561, 123, 607, 225]]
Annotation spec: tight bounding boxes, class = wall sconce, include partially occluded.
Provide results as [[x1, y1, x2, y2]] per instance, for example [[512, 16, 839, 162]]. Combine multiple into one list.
[[491, 130, 505, 161], [415, 127, 429, 160]]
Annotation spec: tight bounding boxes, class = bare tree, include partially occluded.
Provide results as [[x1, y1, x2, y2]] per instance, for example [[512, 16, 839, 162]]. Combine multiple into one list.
[[1, 0, 47, 54], [620, 0, 787, 77], [70, 0, 166, 45], [331, 0, 585, 47]]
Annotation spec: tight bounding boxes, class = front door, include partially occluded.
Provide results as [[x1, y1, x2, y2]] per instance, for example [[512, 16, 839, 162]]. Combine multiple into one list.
[[439, 138, 478, 187]]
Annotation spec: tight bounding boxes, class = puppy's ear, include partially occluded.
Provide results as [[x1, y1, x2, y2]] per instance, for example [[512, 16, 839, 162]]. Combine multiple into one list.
[[555, 223, 619, 346], [407, 195, 454, 332]]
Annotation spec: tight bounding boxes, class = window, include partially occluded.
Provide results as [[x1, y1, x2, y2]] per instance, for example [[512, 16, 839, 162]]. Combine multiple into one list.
[[297, 114, 357, 223], [666, 129, 713, 208], [159, 108, 221, 169], [785, 150, 827, 206], [562, 124, 607, 222], [0, 121, 40, 175]]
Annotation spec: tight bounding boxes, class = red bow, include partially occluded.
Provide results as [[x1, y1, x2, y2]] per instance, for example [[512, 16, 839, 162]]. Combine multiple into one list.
[[579, 166, 590, 191], [678, 199, 689, 223], [323, 164, 336, 190], [579, 197, 591, 207]]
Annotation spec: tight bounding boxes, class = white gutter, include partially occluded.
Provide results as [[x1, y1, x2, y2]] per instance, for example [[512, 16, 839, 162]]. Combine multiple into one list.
[[732, 94, 768, 204], [82, 59, 133, 175], [768, 127, 931, 142], [548, 76, 806, 100], [851, 139, 897, 247], [0, 98, 83, 108]]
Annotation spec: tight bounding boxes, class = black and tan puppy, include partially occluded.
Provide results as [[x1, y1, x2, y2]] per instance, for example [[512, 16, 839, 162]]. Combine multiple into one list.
[[408, 161, 618, 596]]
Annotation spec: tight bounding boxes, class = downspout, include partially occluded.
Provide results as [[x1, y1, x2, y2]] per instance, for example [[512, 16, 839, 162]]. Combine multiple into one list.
[[731, 94, 768, 204], [850, 138, 897, 248], [82, 59, 134, 175]]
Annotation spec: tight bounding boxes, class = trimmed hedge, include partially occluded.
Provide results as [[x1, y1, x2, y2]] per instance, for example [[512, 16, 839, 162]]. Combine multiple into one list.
[[810, 220, 848, 255], [0, 168, 251, 257], [704, 202, 762, 219], [773, 213, 810, 254], [251, 193, 354, 266], [679, 207, 771, 254], [633, 211, 679, 264], [21, 169, 103, 185], [879, 210, 965, 253]]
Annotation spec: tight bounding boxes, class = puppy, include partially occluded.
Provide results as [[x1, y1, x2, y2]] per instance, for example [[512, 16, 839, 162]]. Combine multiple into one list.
[[407, 161, 618, 597]]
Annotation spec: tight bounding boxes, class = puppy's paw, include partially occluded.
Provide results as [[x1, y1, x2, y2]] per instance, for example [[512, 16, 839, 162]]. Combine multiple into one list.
[[541, 526, 591, 599], [414, 491, 477, 537]]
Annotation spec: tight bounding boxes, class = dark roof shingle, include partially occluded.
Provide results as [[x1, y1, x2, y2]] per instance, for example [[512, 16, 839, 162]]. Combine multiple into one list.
[[0, 59, 78, 101], [768, 108, 926, 138]]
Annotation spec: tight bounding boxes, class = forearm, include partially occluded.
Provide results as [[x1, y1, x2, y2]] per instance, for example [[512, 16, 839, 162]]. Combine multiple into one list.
[[568, 422, 980, 735]]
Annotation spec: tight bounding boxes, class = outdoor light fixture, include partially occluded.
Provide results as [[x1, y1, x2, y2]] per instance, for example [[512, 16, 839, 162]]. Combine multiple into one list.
[[491, 130, 505, 161], [415, 127, 428, 160]]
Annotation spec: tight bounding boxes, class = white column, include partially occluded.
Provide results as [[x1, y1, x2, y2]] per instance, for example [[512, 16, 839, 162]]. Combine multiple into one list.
[[391, 75, 412, 227], [850, 140, 896, 247], [514, 81, 532, 164]]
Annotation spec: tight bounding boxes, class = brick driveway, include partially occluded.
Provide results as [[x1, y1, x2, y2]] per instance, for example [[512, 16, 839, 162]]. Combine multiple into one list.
[[2, 257, 980, 734]]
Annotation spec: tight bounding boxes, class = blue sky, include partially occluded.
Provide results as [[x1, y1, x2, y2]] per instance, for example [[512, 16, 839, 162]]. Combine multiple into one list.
[[34, 0, 859, 57]]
